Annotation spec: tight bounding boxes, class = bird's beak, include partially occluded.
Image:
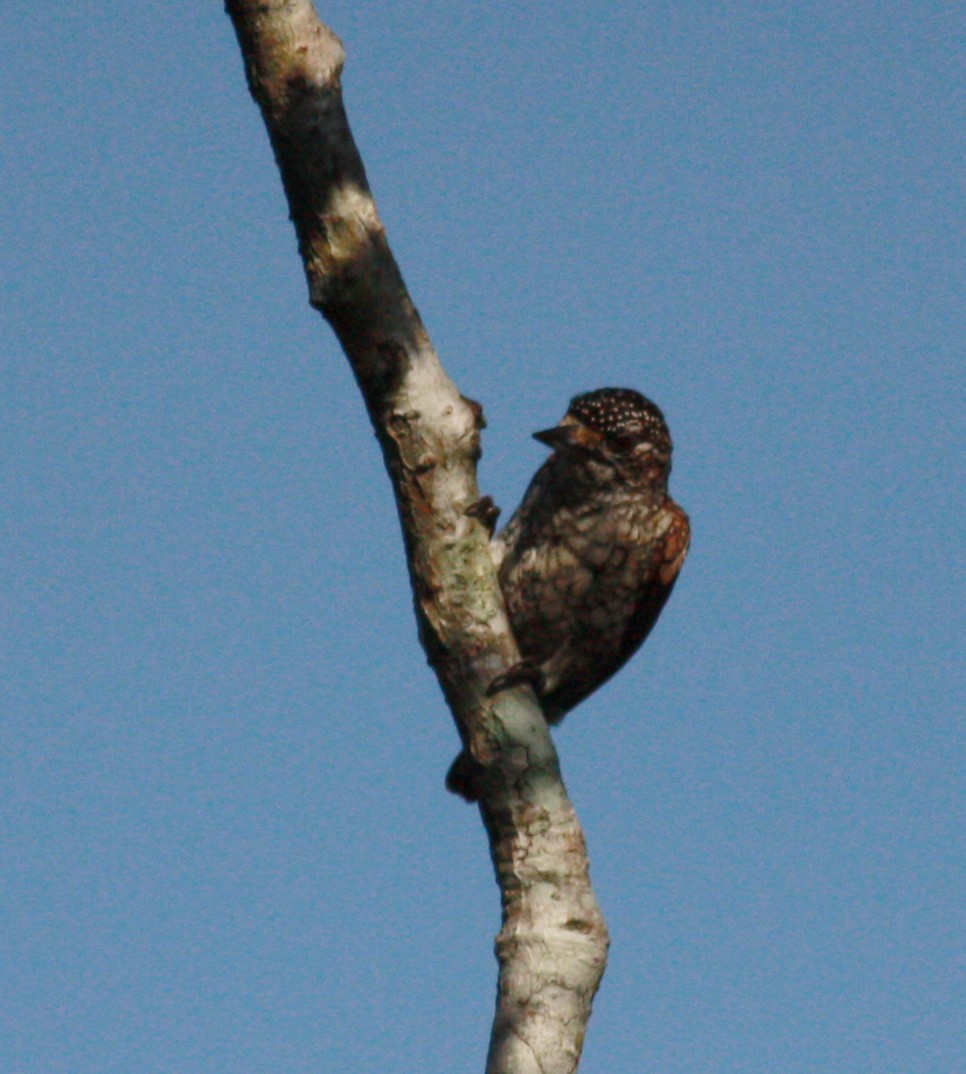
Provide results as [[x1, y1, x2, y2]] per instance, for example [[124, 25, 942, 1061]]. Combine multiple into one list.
[[533, 420, 597, 453], [533, 424, 579, 450]]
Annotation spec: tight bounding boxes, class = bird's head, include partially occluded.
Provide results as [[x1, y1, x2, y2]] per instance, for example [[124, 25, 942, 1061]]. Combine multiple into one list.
[[533, 387, 673, 488]]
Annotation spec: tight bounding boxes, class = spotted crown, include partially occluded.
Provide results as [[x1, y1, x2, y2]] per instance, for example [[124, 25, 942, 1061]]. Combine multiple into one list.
[[568, 387, 671, 454]]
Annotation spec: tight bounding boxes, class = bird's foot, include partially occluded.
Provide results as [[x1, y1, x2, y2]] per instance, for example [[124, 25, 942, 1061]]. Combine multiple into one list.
[[487, 660, 545, 698], [466, 495, 500, 536]]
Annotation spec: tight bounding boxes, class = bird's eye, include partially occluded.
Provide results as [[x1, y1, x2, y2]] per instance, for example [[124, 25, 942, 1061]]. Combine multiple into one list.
[[611, 429, 640, 452]]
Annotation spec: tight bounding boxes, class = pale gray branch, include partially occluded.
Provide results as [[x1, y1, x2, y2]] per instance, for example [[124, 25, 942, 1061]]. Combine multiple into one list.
[[225, 3, 609, 1069]]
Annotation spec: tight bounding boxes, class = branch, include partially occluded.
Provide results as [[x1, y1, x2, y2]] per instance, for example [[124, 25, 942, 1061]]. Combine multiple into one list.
[[225, 3, 609, 1069]]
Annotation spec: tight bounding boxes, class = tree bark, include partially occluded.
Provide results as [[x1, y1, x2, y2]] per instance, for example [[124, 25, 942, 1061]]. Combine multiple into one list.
[[224, 3, 609, 1069]]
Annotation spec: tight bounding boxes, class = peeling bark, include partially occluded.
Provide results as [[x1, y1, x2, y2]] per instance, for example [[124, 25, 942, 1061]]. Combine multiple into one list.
[[225, 3, 609, 1069]]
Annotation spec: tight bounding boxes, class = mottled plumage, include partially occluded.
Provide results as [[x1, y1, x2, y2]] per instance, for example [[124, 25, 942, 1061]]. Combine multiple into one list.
[[447, 388, 689, 799]]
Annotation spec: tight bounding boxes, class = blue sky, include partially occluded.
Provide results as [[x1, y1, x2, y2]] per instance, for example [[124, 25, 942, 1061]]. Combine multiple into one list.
[[2, 3, 962, 1072]]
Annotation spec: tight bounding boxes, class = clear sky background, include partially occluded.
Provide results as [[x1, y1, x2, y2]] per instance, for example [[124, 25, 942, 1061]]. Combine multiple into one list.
[[2, 3, 962, 1072]]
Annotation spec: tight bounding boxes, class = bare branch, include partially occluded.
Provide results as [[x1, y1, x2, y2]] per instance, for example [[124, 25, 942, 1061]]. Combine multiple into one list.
[[225, 3, 609, 1068]]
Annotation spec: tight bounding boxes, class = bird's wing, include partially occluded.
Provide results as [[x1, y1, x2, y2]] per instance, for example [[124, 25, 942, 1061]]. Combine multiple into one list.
[[539, 504, 690, 722], [616, 502, 690, 667]]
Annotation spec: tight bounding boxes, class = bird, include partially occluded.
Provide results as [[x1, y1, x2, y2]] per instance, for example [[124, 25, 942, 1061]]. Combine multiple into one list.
[[447, 387, 690, 800]]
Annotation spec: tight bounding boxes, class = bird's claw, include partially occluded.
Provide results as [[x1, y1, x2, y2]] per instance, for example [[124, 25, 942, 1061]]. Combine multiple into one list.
[[487, 661, 545, 698], [466, 495, 500, 535]]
